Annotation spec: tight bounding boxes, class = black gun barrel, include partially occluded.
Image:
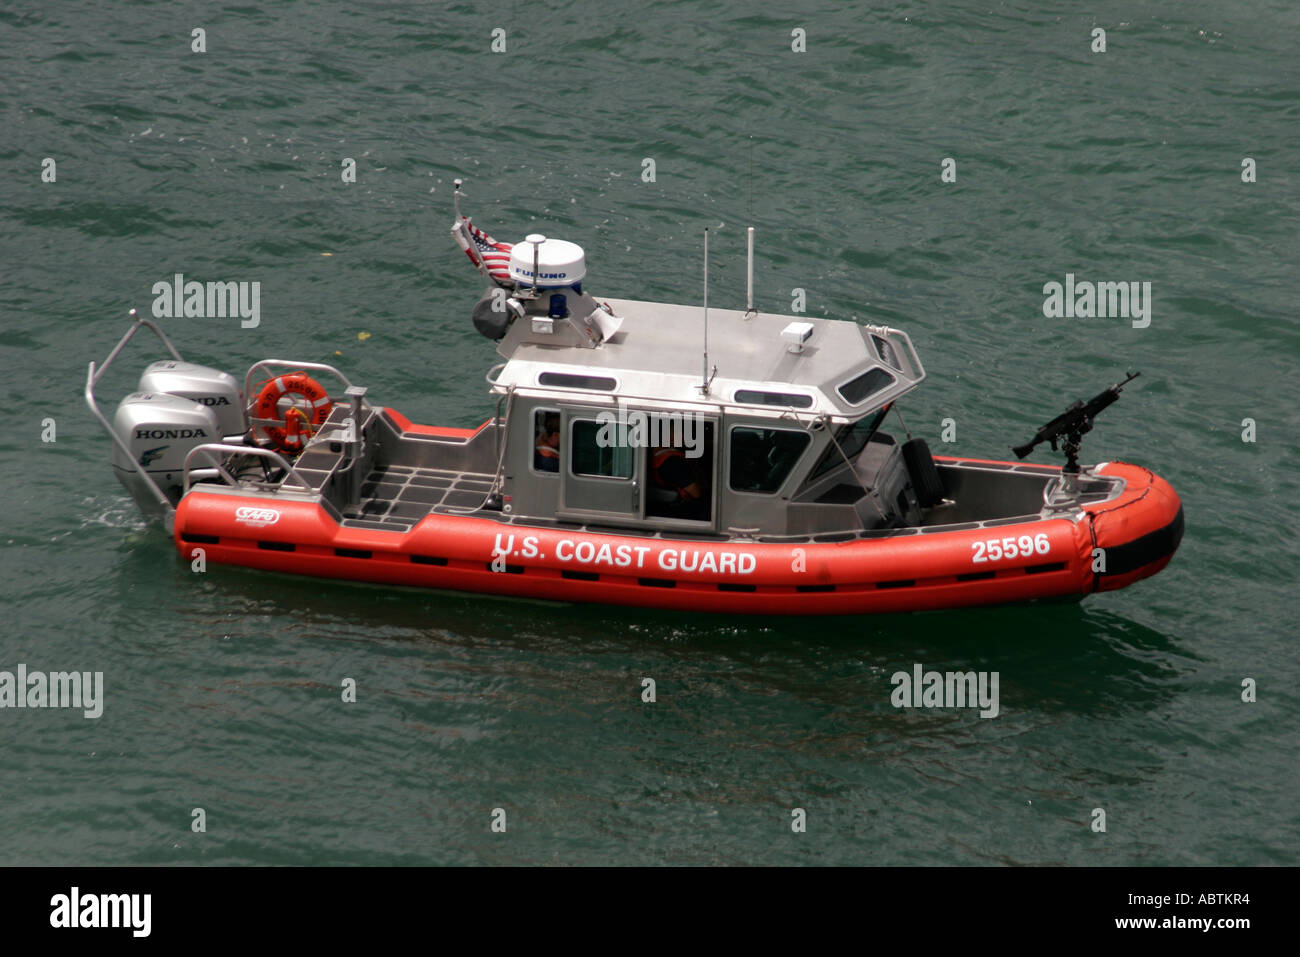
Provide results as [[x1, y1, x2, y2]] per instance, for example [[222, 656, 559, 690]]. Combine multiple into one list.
[[1012, 372, 1139, 460]]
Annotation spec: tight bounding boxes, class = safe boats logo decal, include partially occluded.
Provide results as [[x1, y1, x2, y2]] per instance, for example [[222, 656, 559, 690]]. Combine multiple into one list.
[[235, 506, 280, 528]]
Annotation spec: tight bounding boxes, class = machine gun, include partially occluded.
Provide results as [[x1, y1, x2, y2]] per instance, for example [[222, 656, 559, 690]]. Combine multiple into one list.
[[1013, 372, 1140, 474]]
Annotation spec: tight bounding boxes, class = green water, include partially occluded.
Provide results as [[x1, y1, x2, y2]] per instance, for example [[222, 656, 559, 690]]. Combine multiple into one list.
[[1, 0, 1296, 865]]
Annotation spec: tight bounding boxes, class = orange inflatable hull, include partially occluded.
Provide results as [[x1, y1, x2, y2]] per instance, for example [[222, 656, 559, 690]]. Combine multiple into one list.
[[173, 457, 1182, 614]]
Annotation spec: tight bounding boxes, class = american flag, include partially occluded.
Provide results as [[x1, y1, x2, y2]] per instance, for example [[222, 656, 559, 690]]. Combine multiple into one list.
[[452, 216, 513, 284]]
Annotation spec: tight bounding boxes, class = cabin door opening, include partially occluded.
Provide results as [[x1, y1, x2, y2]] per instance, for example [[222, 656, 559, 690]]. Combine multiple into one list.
[[645, 417, 715, 525], [558, 407, 641, 521]]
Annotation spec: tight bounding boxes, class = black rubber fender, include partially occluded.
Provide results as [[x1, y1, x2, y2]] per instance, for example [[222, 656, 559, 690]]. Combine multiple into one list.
[[902, 437, 945, 508]]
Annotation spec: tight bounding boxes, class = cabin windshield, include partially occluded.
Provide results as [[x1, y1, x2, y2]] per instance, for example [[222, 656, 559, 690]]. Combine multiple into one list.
[[729, 427, 812, 494], [805, 407, 889, 484]]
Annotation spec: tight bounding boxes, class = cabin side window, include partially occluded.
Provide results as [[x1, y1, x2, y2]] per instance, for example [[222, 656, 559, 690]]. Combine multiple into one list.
[[837, 367, 896, 406], [570, 418, 633, 479], [871, 335, 903, 372], [729, 427, 811, 494], [804, 408, 889, 484], [733, 389, 815, 409], [532, 408, 561, 474], [539, 372, 618, 391]]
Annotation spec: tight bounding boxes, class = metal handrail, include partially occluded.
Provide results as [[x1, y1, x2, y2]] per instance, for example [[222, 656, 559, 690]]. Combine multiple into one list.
[[243, 360, 354, 409], [864, 324, 926, 382], [182, 444, 315, 495], [897, 332, 925, 382], [88, 311, 345, 515], [486, 366, 916, 425], [85, 309, 187, 516], [88, 309, 185, 390], [485, 380, 833, 427]]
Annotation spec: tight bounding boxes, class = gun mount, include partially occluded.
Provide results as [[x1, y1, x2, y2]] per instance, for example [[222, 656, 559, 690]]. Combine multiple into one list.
[[1013, 372, 1140, 474]]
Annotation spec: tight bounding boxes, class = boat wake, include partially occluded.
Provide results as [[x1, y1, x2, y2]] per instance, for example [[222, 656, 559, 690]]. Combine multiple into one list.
[[79, 494, 150, 532]]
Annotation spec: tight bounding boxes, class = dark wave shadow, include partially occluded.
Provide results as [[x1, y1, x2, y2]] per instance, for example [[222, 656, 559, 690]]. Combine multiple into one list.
[[115, 537, 1187, 719]]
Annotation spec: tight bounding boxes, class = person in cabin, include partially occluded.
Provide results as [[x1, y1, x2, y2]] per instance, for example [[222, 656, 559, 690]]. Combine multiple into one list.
[[650, 444, 706, 519], [535, 412, 560, 472]]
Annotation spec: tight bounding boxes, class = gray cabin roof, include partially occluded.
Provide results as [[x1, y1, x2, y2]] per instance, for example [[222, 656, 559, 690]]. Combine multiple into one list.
[[492, 297, 925, 419]]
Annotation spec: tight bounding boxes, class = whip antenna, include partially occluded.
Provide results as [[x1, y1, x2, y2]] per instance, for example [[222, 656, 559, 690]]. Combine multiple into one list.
[[700, 228, 710, 393], [745, 138, 756, 318]]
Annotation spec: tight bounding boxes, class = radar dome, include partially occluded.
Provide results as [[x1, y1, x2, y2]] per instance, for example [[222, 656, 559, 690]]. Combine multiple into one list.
[[509, 234, 586, 288]]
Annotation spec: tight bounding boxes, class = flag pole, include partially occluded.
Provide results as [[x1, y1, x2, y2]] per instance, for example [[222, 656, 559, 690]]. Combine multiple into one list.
[[451, 179, 490, 279]]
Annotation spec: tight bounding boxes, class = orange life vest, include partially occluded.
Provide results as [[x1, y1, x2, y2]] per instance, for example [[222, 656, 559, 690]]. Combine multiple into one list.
[[651, 448, 690, 498]]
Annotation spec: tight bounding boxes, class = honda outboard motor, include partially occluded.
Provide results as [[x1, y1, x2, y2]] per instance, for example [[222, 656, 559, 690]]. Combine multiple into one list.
[[137, 360, 245, 437], [111, 392, 221, 513], [108, 361, 245, 514]]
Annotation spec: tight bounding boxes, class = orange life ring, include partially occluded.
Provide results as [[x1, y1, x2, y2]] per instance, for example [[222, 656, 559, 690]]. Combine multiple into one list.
[[254, 372, 332, 452]]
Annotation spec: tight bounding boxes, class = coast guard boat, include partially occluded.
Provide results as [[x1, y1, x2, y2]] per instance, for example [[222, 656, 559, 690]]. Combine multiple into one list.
[[85, 184, 1182, 614]]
